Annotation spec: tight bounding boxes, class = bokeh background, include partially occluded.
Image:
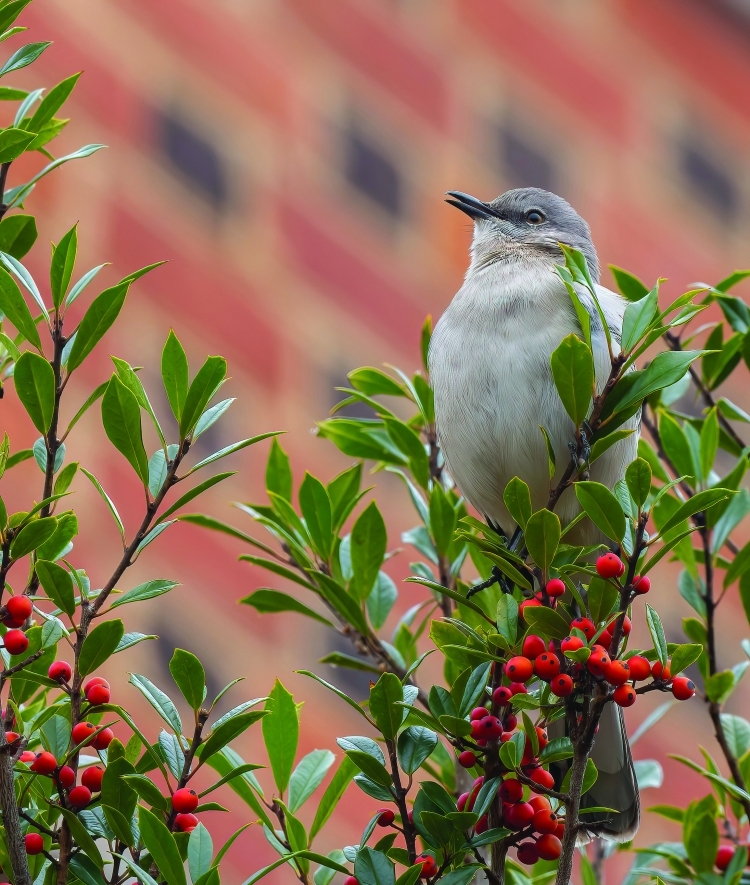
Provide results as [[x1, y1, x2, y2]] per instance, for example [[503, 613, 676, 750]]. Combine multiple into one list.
[[3, 0, 750, 882]]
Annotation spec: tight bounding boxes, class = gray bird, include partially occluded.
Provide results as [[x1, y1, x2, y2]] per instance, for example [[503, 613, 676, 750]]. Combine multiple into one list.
[[429, 187, 640, 842]]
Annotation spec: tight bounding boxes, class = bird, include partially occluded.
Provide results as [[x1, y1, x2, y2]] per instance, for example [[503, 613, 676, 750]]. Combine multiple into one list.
[[429, 187, 640, 842]]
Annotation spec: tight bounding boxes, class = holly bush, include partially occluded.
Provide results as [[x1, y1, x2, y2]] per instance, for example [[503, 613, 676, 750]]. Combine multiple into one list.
[[2, 5, 750, 885]]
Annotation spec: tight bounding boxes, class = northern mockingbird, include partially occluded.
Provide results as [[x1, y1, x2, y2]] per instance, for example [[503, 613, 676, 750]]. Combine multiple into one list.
[[429, 187, 640, 841]]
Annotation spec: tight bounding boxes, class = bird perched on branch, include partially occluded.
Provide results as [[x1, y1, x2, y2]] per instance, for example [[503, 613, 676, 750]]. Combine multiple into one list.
[[429, 187, 640, 842]]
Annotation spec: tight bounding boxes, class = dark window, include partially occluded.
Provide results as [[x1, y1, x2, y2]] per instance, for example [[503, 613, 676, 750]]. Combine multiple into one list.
[[344, 127, 404, 217], [499, 126, 556, 191], [157, 111, 229, 210], [678, 140, 740, 221]]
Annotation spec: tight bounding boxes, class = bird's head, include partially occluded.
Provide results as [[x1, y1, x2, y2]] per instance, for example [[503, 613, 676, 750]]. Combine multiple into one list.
[[446, 187, 599, 283]]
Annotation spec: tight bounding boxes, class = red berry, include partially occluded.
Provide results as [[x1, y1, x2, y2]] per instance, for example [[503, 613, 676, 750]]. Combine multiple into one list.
[[376, 808, 395, 826], [58, 766, 75, 789], [344, 878, 359, 885], [71, 722, 97, 747], [81, 766, 104, 792], [605, 660, 631, 686], [503, 713, 518, 731], [5, 731, 19, 743], [546, 578, 565, 598], [561, 635, 584, 653], [509, 682, 527, 696], [529, 796, 551, 813], [716, 845, 735, 871], [174, 813, 199, 833], [632, 575, 650, 594], [519, 598, 541, 619], [4, 630, 28, 656], [2, 614, 24, 628], [492, 686, 512, 705], [507, 802, 534, 830], [500, 778, 523, 803], [18, 750, 35, 763], [598, 629, 613, 650], [550, 674, 573, 697], [416, 855, 438, 879], [92, 727, 113, 750], [83, 677, 110, 694], [528, 767, 555, 792], [68, 785, 91, 808], [535, 727, 548, 750], [596, 553, 623, 579], [505, 656, 533, 683], [6, 596, 32, 622], [534, 653, 560, 681], [172, 788, 199, 813], [458, 750, 477, 768], [537, 833, 562, 861], [24, 833, 43, 855], [457, 792, 469, 811], [554, 819, 565, 839], [533, 808, 559, 834], [652, 659, 671, 680], [86, 684, 111, 706], [587, 649, 610, 677], [622, 615, 632, 635], [470, 707, 489, 721], [31, 752, 57, 775], [517, 841, 539, 865], [475, 815, 489, 834], [48, 661, 72, 682], [570, 618, 595, 640], [614, 684, 636, 707], [627, 655, 651, 681], [522, 635, 546, 660], [474, 716, 503, 740], [672, 676, 695, 701]]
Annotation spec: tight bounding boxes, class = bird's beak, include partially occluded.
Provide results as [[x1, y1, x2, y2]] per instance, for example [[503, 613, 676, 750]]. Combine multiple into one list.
[[445, 191, 499, 221]]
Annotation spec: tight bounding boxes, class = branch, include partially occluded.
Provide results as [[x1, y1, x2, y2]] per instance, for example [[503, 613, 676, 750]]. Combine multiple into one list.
[[385, 737, 417, 864]]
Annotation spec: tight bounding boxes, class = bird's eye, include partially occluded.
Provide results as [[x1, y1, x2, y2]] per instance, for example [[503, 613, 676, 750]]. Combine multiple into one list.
[[525, 210, 545, 225]]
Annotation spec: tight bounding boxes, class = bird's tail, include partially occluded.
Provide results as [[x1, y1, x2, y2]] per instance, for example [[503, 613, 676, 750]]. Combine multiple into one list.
[[547, 703, 640, 844]]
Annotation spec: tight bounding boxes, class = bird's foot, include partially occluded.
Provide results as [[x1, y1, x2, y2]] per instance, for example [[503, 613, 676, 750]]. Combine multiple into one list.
[[466, 566, 507, 599]]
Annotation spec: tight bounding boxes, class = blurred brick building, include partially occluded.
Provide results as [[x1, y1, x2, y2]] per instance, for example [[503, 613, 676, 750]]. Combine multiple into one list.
[[2, 0, 750, 881]]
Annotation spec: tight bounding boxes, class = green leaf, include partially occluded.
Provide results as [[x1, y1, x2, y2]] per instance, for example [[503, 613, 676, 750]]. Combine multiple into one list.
[[241, 590, 333, 626], [366, 572, 398, 631], [50, 224, 77, 308], [103, 804, 135, 848], [351, 502, 387, 600], [309, 755, 357, 839], [684, 795, 719, 874], [369, 672, 404, 740], [129, 673, 182, 734], [67, 281, 131, 372], [9, 516, 57, 559], [538, 424, 556, 480], [197, 709, 268, 764], [503, 477, 532, 530], [720, 714, 750, 758], [382, 417, 430, 488], [161, 330, 189, 421], [169, 648, 205, 711], [0, 263, 40, 348], [101, 375, 149, 484], [550, 333, 593, 426], [262, 679, 299, 793], [188, 824, 213, 883], [621, 284, 659, 352], [605, 350, 705, 417], [13, 351, 57, 438], [36, 511, 76, 560], [670, 643, 703, 675], [575, 481, 626, 542], [187, 432, 281, 474], [77, 618, 124, 677], [397, 726, 438, 775], [58, 807, 104, 871], [706, 670, 735, 704], [109, 579, 178, 610], [296, 670, 371, 724], [288, 749, 335, 812], [609, 265, 649, 302], [0, 41, 49, 76], [625, 458, 651, 510], [539, 736, 574, 763], [35, 559, 75, 615], [657, 488, 734, 536], [299, 472, 334, 561], [645, 604, 668, 668], [139, 807, 187, 885], [496, 594, 518, 647], [429, 483, 456, 556], [266, 438, 292, 501], [121, 774, 168, 811], [561, 758, 598, 796], [349, 367, 406, 397], [524, 508, 560, 572], [522, 606, 571, 641], [587, 576, 618, 625], [179, 355, 227, 438], [355, 847, 395, 885], [700, 408, 719, 482], [312, 571, 368, 635]]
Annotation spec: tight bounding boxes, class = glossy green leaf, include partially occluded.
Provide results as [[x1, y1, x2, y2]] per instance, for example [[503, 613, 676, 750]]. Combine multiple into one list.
[[139, 807, 187, 885], [369, 672, 403, 740], [9, 516, 56, 559], [58, 807, 104, 871], [351, 501, 387, 600], [299, 472, 333, 561], [397, 726, 438, 775], [241, 589, 333, 626], [109, 579, 178, 610], [355, 848, 395, 885], [366, 572, 398, 631], [524, 508, 560, 572], [625, 458, 651, 510], [161, 330, 189, 421], [266, 438, 292, 501], [101, 375, 149, 484], [169, 648, 205, 711], [309, 755, 357, 839], [129, 673, 182, 734], [13, 351, 55, 435], [188, 824, 213, 883], [550, 333, 593, 426], [621, 284, 659, 352], [670, 643, 703, 675], [575, 481, 626, 542], [645, 604, 668, 668], [657, 488, 734, 536], [179, 355, 226, 438], [261, 679, 299, 792], [609, 265, 649, 301], [288, 749, 335, 812], [67, 281, 131, 372], [35, 559, 75, 615], [0, 263, 40, 348], [503, 477, 532, 530], [522, 605, 571, 640], [50, 224, 77, 308]]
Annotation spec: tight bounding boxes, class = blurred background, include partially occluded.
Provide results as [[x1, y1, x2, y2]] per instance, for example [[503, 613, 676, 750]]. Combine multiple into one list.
[[3, 0, 750, 881]]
